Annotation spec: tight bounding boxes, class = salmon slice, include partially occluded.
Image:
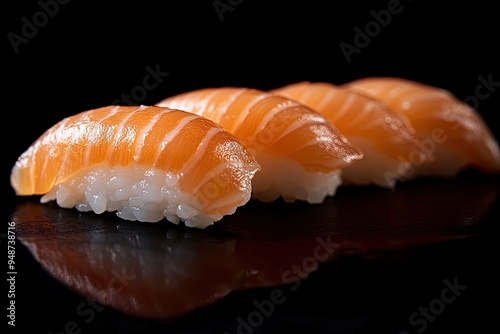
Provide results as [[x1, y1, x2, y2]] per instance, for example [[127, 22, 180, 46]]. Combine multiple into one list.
[[157, 87, 364, 203], [272, 81, 430, 188], [10, 105, 261, 228], [345, 77, 500, 177]]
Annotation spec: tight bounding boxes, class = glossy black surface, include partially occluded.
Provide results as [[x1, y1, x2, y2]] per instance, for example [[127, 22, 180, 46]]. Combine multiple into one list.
[[10, 173, 500, 333], [5, 1, 499, 333]]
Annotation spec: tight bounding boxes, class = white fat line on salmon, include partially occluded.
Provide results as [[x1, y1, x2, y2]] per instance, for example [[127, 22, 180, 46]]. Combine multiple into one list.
[[211, 89, 248, 125], [348, 101, 388, 129], [105, 107, 143, 161], [174, 95, 199, 115], [153, 114, 199, 161], [343, 100, 375, 127], [227, 92, 271, 134], [297, 131, 358, 164], [82, 106, 121, 166], [353, 82, 386, 96], [200, 89, 231, 123], [260, 118, 325, 148], [253, 100, 315, 138], [168, 89, 220, 119], [179, 127, 225, 172], [203, 187, 251, 215], [195, 89, 222, 117], [298, 85, 316, 102], [314, 88, 339, 112], [193, 152, 258, 209], [133, 110, 168, 162], [40, 117, 72, 187], [386, 84, 420, 99], [193, 161, 237, 198], [331, 93, 357, 120], [403, 91, 453, 106]]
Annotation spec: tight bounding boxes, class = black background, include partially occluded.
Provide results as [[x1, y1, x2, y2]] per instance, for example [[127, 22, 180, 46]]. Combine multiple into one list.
[[4, 0, 500, 200], [4, 0, 500, 333]]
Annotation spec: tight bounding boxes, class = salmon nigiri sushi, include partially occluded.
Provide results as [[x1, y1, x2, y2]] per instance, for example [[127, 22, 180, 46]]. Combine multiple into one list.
[[10, 105, 261, 228], [157, 87, 363, 204], [345, 77, 500, 178], [272, 81, 429, 188]]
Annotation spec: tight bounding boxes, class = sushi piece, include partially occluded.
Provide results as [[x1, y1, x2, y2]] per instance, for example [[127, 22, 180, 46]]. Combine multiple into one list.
[[345, 77, 500, 178], [10, 105, 261, 228], [157, 87, 363, 204], [272, 81, 429, 188]]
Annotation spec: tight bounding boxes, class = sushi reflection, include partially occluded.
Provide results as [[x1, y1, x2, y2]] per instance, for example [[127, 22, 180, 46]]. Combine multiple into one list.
[[12, 201, 343, 319], [12, 176, 500, 319], [14, 203, 244, 319]]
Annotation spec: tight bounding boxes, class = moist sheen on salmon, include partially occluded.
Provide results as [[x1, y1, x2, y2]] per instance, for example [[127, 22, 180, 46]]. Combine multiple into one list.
[[10, 105, 261, 228], [345, 77, 500, 178], [272, 81, 429, 188], [157, 87, 364, 203]]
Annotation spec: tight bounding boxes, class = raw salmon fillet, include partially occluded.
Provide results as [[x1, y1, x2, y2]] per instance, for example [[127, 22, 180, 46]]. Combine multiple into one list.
[[345, 77, 500, 177], [273, 81, 429, 187], [10, 105, 260, 228], [157, 87, 364, 203]]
